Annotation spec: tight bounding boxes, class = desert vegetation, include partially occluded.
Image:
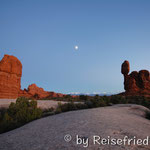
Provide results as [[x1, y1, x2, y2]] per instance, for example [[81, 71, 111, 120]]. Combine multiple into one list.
[[0, 97, 42, 134], [0, 95, 150, 134], [145, 111, 150, 120], [33, 95, 150, 119], [42, 95, 150, 118]]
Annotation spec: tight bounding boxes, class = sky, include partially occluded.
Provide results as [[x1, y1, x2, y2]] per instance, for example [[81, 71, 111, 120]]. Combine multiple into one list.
[[0, 0, 150, 94]]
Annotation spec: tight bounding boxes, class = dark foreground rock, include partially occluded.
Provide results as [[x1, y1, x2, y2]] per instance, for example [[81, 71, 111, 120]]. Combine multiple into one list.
[[0, 104, 150, 150]]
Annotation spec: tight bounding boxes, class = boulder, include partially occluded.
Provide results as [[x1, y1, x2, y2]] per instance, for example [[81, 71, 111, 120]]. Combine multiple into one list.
[[121, 60, 130, 75]]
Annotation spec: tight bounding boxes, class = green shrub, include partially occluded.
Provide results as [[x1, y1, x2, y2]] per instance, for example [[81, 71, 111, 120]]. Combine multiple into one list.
[[79, 95, 88, 101], [101, 96, 111, 105], [1, 95, 150, 134], [42, 107, 55, 117], [0, 107, 7, 120], [145, 111, 150, 120], [57, 102, 77, 112], [110, 95, 122, 104], [85, 100, 93, 108], [55, 102, 88, 113], [75, 103, 88, 109], [0, 97, 42, 134]]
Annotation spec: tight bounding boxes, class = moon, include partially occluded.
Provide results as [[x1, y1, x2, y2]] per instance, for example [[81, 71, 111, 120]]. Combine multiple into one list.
[[74, 45, 79, 50]]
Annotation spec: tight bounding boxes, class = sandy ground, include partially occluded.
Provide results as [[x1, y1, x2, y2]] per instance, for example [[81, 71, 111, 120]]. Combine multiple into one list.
[[0, 99, 69, 109], [0, 104, 150, 150]]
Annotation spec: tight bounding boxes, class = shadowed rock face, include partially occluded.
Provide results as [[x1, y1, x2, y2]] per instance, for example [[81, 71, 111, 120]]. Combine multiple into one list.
[[0, 104, 150, 150], [121, 60, 150, 96], [0, 55, 22, 98], [0, 54, 65, 99]]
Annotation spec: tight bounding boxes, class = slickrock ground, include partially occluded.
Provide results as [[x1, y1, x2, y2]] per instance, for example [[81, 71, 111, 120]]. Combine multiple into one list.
[[0, 104, 150, 150]]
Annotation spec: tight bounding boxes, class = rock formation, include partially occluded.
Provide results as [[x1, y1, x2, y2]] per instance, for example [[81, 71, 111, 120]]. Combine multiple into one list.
[[0, 55, 22, 98], [0, 54, 65, 99], [121, 60, 150, 96], [19, 84, 65, 99], [27, 84, 50, 98]]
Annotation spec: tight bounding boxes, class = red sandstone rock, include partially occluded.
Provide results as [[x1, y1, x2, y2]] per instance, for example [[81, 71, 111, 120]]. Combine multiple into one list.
[[0, 54, 66, 99], [121, 61, 150, 96], [19, 89, 32, 98], [0, 55, 22, 99], [48, 92, 65, 98], [27, 84, 50, 99], [121, 60, 130, 75], [19, 87, 66, 99]]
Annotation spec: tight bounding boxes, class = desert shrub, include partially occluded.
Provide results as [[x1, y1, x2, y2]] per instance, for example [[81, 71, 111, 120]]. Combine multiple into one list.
[[55, 102, 88, 114], [55, 107, 62, 114], [42, 107, 55, 117], [85, 100, 93, 108], [93, 98, 107, 107], [64, 95, 72, 99], [55, 102, 63, 114], [145, 111, 150, 120], [84, 97, 107, 108], [42, 107, 54, 113], [43, 94, 80, 102], [101, 96, 111, 105], [91, 99, 101, 107], [110, 95, 123, 104], [79, 95, 88, 101], [99, 99, 107, 107], [0, 97, 42, 134], [0, 107, 7, 120], [75, 103, 88, 109], [127, 96, 141, 104], [124, 96, 150, 109], [57, 102, 77, 112]]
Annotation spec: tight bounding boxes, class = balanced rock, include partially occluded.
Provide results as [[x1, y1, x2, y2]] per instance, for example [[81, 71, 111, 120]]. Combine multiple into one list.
[[121, 61, 150, 96], [121, 60, 130, 75]]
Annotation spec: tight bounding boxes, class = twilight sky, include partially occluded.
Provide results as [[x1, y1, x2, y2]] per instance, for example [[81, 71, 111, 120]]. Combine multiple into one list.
[[0, 0, 150, 94]]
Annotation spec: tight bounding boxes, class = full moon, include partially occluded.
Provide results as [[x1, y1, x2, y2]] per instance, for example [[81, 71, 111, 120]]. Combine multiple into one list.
[[74, 45, 78, 50]]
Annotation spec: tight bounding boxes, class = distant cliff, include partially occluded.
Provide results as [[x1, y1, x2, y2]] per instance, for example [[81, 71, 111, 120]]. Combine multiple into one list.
[[0, 55, 65, 99], [121, 60, 150, 96]]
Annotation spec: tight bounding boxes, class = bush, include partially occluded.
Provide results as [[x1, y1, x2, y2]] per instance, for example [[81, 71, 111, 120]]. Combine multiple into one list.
[[55, 102, 88, 114], [145, 111, 150, 120], [0, 97, 42, 134], [85, 100, 93, 108], [56, 102, 77, 112], [79, 95, 88, 101], [1, 95, 150, 134], [42, 107, 55, 117], [0, 107, 7, 120], [110, 95, 122, 104]]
